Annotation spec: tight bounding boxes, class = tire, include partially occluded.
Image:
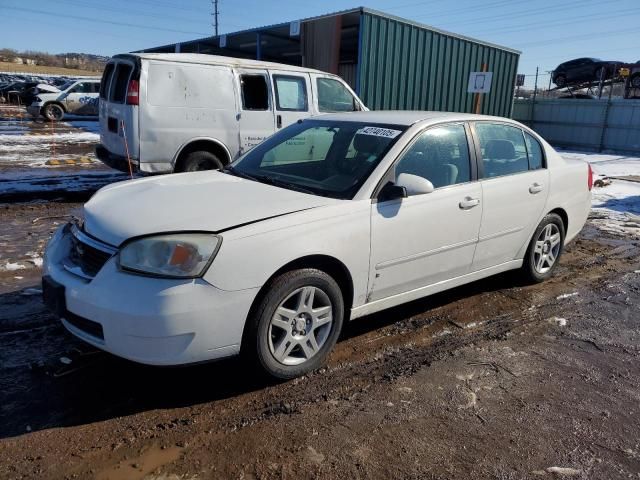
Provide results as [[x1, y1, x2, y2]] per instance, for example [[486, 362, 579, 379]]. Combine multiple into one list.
[[43, 103, 64, 122], [554, 74, 567, 88], [631, 74, 640, 89], [520, 213, 565, 284], [244, 268, 344, 380], [180, 150, 224, 172]]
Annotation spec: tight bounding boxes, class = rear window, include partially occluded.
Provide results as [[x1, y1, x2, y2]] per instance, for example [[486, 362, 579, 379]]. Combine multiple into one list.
[[100, 63, 115, 99], [112, 64, 133, 103]]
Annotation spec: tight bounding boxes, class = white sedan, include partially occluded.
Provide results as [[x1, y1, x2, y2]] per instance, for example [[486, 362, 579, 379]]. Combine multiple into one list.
[[42, 112, 592, 379]]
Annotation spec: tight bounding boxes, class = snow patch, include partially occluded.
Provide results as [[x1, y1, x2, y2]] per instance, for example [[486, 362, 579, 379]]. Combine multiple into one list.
[[556, 292, 578, 300]]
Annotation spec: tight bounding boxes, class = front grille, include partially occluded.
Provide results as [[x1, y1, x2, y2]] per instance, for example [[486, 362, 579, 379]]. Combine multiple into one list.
[[65, 224, 117, 279], [65, 311, 105, 340]]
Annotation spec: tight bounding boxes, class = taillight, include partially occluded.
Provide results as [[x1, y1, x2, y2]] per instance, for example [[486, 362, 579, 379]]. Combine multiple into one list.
[[126, 79, 139, 105], [587, 164, 593, 191]]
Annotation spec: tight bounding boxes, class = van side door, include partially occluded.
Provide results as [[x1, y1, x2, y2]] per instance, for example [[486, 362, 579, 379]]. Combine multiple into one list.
[[268, 71, 312, 131], [236, 69, 276, 154]]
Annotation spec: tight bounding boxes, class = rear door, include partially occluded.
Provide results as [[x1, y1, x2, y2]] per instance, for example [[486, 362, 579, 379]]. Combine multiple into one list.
[[99, 57, 139, 160], [236, 69, 276, 154], [269, 71, 312, 131], [470, 122, 549, 271]]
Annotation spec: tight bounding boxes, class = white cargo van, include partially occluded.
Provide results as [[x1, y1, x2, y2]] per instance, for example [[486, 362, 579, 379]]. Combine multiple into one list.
[[97, 53, 367, 173]]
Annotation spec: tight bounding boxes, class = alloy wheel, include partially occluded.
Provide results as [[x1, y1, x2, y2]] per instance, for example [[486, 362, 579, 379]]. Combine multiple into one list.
[[533, 223, 561, 274], [268, 286, 333, 366]]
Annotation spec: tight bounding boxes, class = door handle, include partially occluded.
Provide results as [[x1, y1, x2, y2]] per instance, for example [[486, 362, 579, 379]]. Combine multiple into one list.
[[277, 114, 282, 128], [529, 182, 544, 194], [459, 197, 480, 210]]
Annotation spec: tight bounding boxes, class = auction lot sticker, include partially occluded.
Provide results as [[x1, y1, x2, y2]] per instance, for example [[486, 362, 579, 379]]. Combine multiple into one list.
[[356, 126, 402, 138]]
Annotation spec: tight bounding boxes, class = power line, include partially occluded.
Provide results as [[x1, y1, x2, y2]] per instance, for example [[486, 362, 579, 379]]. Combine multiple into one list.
[[3, 6, 211, 36]]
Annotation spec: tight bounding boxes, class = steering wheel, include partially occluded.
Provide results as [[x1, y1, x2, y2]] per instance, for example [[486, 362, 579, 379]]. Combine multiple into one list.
[[335, 154, 369, 175]]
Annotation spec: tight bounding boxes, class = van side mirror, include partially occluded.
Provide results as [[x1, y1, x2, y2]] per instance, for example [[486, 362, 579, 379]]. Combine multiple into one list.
[[378, 181, 407, 202], [396, 173, 434, 196]]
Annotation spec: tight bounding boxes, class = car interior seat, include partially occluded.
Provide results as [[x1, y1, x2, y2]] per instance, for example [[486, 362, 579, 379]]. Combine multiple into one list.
[[396, 138, 458, 188], [483, 139, 528, 176]]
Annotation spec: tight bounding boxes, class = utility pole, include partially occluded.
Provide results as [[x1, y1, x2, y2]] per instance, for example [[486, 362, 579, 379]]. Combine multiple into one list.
[[212, 0, 219, 36]]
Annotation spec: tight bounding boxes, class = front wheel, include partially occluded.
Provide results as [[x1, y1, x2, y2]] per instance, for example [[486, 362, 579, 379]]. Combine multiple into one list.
[[554, 74, 567, 88], [43, 103, 64, 121], [520, 213, 565, 283], [244, 269, 344, 380]]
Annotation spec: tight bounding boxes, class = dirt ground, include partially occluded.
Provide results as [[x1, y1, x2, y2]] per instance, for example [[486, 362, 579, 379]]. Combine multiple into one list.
[[0, 106, 639, 479], [0, 204, 639, 479]]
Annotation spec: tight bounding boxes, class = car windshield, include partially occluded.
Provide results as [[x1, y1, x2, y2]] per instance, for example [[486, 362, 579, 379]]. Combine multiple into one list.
[[229, 120, 407, 199]]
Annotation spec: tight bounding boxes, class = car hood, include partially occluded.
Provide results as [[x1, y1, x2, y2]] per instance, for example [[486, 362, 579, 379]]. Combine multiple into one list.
[[36, 84, 60, 93], [83, 171, 339, 246]]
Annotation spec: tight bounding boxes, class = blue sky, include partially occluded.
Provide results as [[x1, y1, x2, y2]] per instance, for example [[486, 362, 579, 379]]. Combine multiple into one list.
[[1, 0, 639, 87]]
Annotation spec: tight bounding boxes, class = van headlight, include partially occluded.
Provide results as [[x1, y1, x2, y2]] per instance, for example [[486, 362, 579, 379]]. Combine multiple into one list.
[[118, 233, 221, 278]]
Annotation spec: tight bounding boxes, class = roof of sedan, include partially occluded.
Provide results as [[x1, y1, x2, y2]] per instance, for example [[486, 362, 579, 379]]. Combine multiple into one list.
[[315, 110, 513, 126]]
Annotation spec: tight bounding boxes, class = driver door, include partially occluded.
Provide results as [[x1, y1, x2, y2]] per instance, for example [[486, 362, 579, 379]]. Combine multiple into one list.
[[369, 123, 482, 302]]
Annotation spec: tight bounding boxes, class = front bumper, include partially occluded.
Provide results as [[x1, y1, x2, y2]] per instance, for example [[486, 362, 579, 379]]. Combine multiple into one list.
[[26, 105, 41, 118], [96, 144, 139, 174], [42, 225, 258, 365]]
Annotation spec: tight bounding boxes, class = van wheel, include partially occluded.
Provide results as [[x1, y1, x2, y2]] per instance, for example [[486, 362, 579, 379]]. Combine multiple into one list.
[[43, 103, 64, 122], [181, 151, 224, 172], [244, 269, 344, 380], [520, 213, 565, 284]]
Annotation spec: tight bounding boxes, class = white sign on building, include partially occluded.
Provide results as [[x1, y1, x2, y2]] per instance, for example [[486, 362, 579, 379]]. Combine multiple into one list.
[[467, 72, 493, 93]]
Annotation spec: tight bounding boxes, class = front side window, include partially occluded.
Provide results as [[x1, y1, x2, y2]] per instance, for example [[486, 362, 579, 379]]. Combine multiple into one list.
[[70, 82, 93, 94], [475, 123, 529, 178], [317, 78, 356, 112], [395, 124, 471, 188], [231, 120, 406, 199], [273, 75, 308, 111], [241, 74, 269, 110]]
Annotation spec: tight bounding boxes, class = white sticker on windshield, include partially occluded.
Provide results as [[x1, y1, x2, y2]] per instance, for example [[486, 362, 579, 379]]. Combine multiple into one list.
[[356, 126, 402, 139]]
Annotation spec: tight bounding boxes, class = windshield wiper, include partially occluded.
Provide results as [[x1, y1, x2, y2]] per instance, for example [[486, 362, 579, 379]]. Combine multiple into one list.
[[252, 174, 317, 195], [223, 165, 258, 181]]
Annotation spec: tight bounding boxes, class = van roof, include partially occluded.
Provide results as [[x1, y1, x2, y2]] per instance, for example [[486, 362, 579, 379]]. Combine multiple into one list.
[[123, 53, 333, 75]]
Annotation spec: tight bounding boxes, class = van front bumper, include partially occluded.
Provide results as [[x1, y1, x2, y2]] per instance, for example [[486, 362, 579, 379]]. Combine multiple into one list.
[[42, 224, 258, 366], [96, 144, 139, 174]]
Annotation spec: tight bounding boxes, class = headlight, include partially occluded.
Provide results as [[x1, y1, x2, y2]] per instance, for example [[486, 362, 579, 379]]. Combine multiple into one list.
[[118, 233, 221, 278]]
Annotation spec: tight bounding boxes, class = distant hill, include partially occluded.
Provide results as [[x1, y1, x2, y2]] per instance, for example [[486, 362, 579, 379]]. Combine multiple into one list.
[[0, 49, 108, 73]]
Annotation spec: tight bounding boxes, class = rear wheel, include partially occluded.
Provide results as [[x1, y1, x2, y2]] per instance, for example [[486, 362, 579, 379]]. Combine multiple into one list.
[[520, 213, 565, 283], [180, 150, 224, 172], [244, 269, 344, 380], [631, 74, 640, 89], [554, 74, 567, 88], [43, 103, 64, 122]]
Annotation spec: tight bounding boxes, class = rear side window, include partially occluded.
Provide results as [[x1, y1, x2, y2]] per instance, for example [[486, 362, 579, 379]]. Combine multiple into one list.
[[475, 123, 529, 178], [317, 78, 356, 112], [100, 63, 115, 99], [240, 75, 269, 110], [273, 75, 307, 111], [524, 132, 544, 170], [112, 64, 133, 103], [70, 82, 94, 93]]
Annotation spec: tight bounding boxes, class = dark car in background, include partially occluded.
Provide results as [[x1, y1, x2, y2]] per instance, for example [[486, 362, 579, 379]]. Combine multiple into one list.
[[552, 58, 624, 87], [630, 61, 640, 89]]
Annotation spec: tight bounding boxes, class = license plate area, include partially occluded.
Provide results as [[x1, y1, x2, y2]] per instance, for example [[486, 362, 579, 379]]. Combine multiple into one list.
[[42, 275, 66, 317]]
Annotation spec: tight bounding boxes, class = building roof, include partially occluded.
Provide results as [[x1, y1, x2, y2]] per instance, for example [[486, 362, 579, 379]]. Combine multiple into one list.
[[126, 53, 330, 74], [139, 6, 520, 56]]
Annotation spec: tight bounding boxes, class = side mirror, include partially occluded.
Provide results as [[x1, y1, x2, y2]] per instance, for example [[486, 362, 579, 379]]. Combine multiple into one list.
[[396, 173, 435, 196], [378, 181, 407, 202]]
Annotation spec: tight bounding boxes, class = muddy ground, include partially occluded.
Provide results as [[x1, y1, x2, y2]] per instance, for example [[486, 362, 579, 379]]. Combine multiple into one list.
[[0, 105, 639, 479]]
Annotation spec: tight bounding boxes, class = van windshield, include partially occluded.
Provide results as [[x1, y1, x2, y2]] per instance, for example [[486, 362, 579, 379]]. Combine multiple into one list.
[[228, 120, 407, 199]]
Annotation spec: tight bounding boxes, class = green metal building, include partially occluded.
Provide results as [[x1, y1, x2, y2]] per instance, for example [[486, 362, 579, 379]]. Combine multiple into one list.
[[141, 7, 520, 117]]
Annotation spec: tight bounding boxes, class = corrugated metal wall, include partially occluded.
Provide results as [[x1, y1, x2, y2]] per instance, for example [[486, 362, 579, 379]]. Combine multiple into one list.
[[513, 98, 640, 154], [357, 12, 519, 117]]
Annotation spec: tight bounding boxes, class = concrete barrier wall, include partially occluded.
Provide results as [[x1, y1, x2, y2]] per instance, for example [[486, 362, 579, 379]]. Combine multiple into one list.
[[512, 98, 640, 155]]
